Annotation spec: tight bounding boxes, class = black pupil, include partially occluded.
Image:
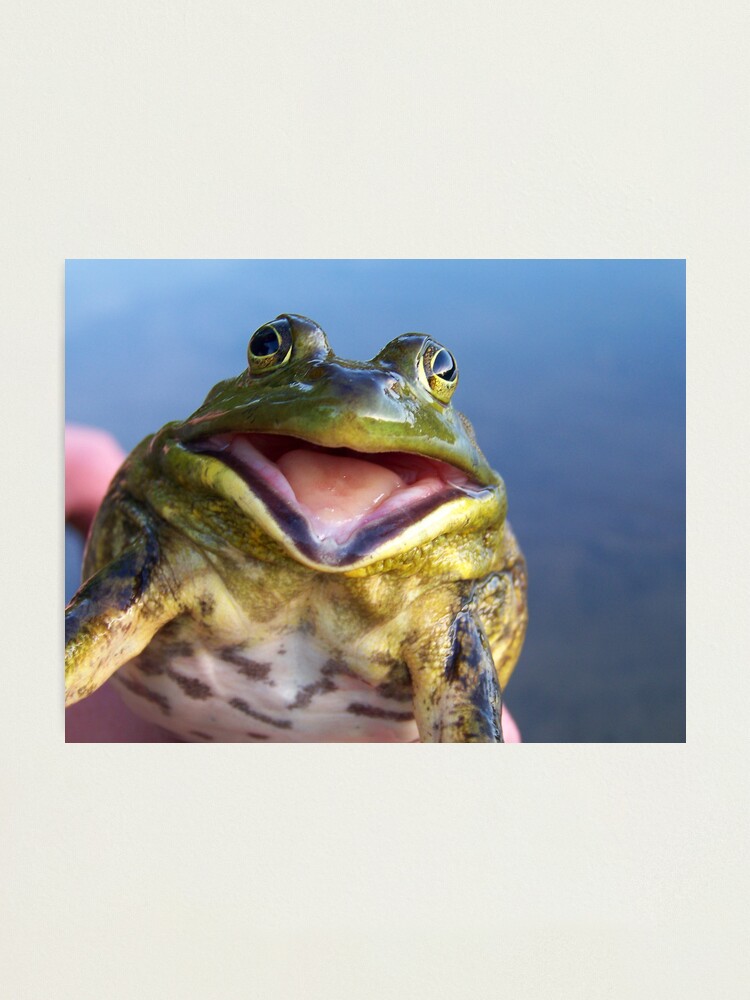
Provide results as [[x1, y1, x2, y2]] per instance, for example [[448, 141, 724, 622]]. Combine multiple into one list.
[[251, 327, 281, 357], [432, 348, 456, 380]]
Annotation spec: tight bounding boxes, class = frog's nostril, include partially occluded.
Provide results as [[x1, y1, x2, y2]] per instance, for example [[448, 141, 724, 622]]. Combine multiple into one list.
[[370, 374, 401, 403], [370, 371, 399, 392]]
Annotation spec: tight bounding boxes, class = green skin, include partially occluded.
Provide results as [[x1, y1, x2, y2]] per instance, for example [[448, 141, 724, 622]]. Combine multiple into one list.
[[65, 315, 527, 742]]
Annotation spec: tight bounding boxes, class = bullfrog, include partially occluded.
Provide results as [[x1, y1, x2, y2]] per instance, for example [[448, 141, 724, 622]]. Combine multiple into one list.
[[65, 314, 527, 742]]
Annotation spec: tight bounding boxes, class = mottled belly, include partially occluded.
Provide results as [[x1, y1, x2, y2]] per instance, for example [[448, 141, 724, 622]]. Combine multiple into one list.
[[112, 631, 418, 743]]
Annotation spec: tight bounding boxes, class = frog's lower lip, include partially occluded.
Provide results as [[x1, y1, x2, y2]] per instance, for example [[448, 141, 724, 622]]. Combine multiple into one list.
[[184, 432, 490, 566]]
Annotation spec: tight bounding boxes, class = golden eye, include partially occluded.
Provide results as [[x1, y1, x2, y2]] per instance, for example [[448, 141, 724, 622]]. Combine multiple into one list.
[[247, 319, 293, 373], [420, 341, 458, 403]]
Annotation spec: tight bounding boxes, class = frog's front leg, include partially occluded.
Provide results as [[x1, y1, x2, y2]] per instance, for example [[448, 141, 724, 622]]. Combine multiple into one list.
[[408, 609, 504, 743], [64, 518, 205, 707]]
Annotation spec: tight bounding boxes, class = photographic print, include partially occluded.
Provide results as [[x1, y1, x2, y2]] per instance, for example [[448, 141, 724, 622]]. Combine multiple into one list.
[[65, 259, 685, 743]]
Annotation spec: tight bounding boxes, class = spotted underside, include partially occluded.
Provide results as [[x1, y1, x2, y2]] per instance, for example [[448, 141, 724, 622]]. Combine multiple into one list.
[[113, 625, 420, 743]]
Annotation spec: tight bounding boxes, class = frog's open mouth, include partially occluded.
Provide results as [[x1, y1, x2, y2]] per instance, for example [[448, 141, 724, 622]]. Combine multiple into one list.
[[185, 432, 490, 566]]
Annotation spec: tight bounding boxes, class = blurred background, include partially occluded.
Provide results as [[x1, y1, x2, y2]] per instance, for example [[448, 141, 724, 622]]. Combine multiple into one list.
[[65, 259, 685, 742]]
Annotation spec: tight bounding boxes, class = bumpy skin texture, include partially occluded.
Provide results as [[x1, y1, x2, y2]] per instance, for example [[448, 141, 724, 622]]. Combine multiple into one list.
[[65, 315, 528, 742]]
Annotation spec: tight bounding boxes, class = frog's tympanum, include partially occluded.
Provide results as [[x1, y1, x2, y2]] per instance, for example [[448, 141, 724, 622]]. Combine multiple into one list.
[[65, 316, 527, 742]]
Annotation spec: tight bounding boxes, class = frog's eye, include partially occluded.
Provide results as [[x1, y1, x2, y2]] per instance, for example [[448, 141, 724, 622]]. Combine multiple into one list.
[[247, 319, 293, 373], [419, 341, 458, 403]]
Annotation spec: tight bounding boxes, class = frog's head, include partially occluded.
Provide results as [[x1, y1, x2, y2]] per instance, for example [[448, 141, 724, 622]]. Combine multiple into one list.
[[154, 315, 506, 571]]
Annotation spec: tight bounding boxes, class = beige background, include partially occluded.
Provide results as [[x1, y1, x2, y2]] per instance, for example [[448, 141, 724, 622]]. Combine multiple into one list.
[[3, 1, 747, 997]]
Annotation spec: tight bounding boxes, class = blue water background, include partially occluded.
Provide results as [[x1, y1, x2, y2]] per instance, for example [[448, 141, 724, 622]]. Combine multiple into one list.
[[65, 259, 686, 742]]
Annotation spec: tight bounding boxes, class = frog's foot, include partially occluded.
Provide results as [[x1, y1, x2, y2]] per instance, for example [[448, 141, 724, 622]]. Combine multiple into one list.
[[410, 610, 504, 743], [65, 503, 187, 707], [65, 547, 157, 706]]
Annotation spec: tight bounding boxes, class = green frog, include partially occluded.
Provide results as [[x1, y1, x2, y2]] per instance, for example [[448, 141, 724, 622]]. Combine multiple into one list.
[[65, 315, 527, 742]]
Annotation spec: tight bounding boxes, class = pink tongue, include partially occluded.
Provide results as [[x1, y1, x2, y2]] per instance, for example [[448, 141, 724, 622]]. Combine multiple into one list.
[[276, 449, 404, 526]]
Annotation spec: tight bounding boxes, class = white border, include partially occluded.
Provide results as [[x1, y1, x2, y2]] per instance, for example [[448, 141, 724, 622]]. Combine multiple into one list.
[[3, 1, 747, 996]]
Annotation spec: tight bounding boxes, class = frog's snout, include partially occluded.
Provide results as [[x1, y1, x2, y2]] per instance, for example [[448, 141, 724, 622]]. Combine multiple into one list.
[[311, 363, 404, 417]]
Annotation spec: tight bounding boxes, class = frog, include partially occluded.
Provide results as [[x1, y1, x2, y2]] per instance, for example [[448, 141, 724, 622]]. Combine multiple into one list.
[[65, 314, 527, 742]]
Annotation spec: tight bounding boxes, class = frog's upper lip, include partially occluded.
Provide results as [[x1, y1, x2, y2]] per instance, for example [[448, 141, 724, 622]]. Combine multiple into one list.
[[183, 431, 493, 567]]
